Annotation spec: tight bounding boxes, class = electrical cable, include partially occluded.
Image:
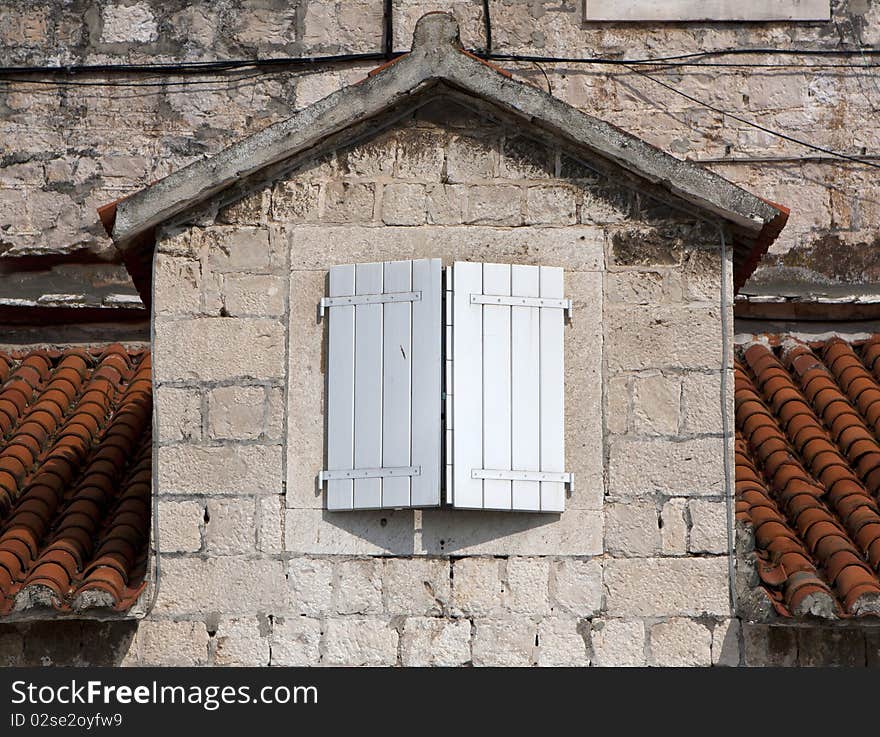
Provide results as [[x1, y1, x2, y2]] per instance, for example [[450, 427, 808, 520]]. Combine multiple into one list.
[[142, 244, 161, 619]]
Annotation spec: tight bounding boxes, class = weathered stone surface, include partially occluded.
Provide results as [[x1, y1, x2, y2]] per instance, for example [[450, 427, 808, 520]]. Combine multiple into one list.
[[221, 274, 285, 317], [158, 500, 203, 554], [689, 500, 729, 554], [682, 371, 724, 434], [591, 619, 646, 667], [537, 618, 590, 666], [472, 619, 536, 667], [257, 495, 284, 554], [400, 617, 471, 667], [270, 617, 322, 666], [139, 620, 210, 667], [159, 444, 283, 495], [154, 256, 201, 315], [525, 185, 576, 225], [650, 618, 712, 666], [797, 627, 866, 667], [451, 558, 505, 617], [288, 558, 333, 616], [155, 318, 285, 382], [742, 625, 797, 667], [632, 372, 680, 435], [214, 617, 269, 666], [606, 501, 662, 557], [506, 558, 551, 615], [333, 559, 383, 615], [608, 437, 725, 497], [605, 557, 730, 617], [101, 3, 157, 43], [156, 387, 201, 442], [284, 509, 416, 555], [383, 559, 451, 616], [208, 385, 268, 440], [550, 558, 603, 616], [322, 618, 398, 666], [205, 498, 255, 555], [203, 227, 273, 272], [382, 182, 426, 225], [660, 498, 688, 555]]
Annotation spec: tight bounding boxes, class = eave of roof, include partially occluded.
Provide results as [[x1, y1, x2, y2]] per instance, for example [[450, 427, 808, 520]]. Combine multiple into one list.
[[99, 12, 788, 294]]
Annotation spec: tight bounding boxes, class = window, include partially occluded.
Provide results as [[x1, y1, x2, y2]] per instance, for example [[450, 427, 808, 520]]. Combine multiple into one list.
[[583, 0, 831, 22], [319, 259, 572, 513]]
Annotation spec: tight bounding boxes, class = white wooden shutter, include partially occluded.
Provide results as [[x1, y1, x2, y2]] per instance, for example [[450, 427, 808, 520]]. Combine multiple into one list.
[[321, 259, 442, 510], [448, 261, 571, 512]]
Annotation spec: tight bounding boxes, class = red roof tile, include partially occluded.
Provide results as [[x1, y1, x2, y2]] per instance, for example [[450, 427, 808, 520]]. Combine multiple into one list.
[[0, 345, 151, 616], [736, 335, 880, 618]]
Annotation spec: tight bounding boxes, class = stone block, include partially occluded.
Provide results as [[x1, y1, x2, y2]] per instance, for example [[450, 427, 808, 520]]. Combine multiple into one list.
[[383, 558, 451, 616], [650, 618, 712, 666], [271, 181, 321, 223], [322, 182, 375, 223], [506, 557, 551, 615], [333, 559, 383, 615], [221, 274, 285, 317], [155, 318, 285, 382], [632, 372, 680, 435], [550, 558, 603, 616], [605, 557, 730, 617], [682, 371, 724, 434], [606, 501, 662, 557], [472, 619, 536, 667], [203, 227, 272, 272], [394, 129, 446, 180], [270, 616, 321, 666], [426, 183, 466, 224], [208, 385, 268, 440], [591, 619, 646, 667], [608, 437, 725, 497], [689, 500, 729, 554], [322, 618, 398, 666], [446, 133, 497, 182], [537, 618, 590, 666], [742, 625, 797, 667], [525, 185, 576, 225], [660, 498, 688, 555], [400, 617, 471, 667], [101, 3, 158, 43], [205, 498, 255, 555], [258, 494, 284, 554], [156, 387, 201, 443], [288, 558, 333, 616], [214, 617, 269, 666], [158, 500, 203, 553], [382, 183, 426, 225], [284, 509, 416, 555], [606, 271, 664, 304], [451, 557, 505, 617], [712, 618, 741, 666], [138, 620, 209, 666], [466, 184, 522, 225], [159, 444, 283, 495], [154, 256, 201, 315]]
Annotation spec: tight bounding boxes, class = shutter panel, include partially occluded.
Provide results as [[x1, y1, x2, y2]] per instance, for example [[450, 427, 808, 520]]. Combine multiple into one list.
[[321, 258, 442, 510], [450, 261, 571, 512]]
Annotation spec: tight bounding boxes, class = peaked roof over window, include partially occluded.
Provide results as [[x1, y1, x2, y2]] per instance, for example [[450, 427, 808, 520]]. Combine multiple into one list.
[[99, 13, 788, 303], [736, 335, 880, 619]]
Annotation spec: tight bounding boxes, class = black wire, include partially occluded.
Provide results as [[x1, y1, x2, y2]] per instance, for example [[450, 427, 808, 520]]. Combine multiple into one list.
[[384, 0, 394, 59], [628, 65, 880, 170], [483, 0, 492, 55]]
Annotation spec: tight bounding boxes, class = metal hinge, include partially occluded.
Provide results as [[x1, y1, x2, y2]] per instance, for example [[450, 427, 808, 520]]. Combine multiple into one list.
[[471, 468, 574, 489], [319, 466, 421, 484], [470, 294, 573, 320], [319, 291, 422, 319]]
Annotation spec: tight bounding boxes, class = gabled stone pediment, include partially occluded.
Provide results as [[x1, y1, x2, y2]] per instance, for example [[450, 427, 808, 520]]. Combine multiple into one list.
[[100, 12, 787, 300]]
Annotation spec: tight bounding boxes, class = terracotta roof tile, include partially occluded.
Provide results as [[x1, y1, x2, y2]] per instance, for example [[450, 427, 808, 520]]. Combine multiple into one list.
[[0, 345, 151, 616], [737, 335, 880, 618]]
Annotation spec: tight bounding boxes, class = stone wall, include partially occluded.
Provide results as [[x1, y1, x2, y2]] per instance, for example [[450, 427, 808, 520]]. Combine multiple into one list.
[[1, 0, 878, 289]]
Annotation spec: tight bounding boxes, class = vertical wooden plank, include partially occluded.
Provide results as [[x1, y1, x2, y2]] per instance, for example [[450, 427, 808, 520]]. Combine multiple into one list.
[[452, 261, 484, 508], [411, 258, 442, 507], [381, 260, 412, 508], [511, 265, 541, 511], [353, 262, 383, 508], [444, 266, 454, 506], [326, 265, 356, 511], [539, 266, 565, 512], [482, 263, 512, 510]]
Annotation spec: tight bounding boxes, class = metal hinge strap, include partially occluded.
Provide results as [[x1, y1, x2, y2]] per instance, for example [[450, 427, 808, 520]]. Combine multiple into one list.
[[319, 466, 421, 483], [470, 294, 573, 319], [319, 291, 421, 318], [471, 469, 574, 487]]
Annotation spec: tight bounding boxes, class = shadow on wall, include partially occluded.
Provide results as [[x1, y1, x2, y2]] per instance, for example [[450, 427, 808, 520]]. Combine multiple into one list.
[[0, 620, 137, 666]]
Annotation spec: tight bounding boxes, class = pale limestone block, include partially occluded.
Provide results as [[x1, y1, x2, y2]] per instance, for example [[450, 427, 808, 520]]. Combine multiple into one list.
[[288, 558, 333, 616], [400, 618, 471, 667], [101, 3, 157, 43], [258, 494, 284, 554], [426, 183, 466, 224], [214, 617, 269, 666], [155, 387, 201, 442], [221, 274, 285, 317], [650, 618, 712, 666], [383, 558, 451, 616], [382, 182, 427, 225], [606, 374, 630, 434], [591, 619, 646, 667], [550, 558, 603, 616], [608, 437, 725, 497], [322, 618, 398, 666], [207, 385, 267, 440], [605, 557, 730, 617], [271, 181, 321, 223], [689, 500, 729, 554], [205, 498, 255, 555], [472, 619, 536, 667], [158, 500, 203, 553], [660, 498, 688, 555], [322, 182, 376, 223], [203, 227, 272, 272], [154, 256, 201, 314], [466, 184, 522, 225], [138, 620, 209, 666], [284, 509, 416, 555], [333, 559, 383, 615], [506, 557, 551, 615], [606, 501, 662, 557], [682, 371, 724, 434], [270, 616, 321, 666], [632, 372, 680, 435], [158, 444, 282, 495], [538, 618, 590, 666], [154, 557, 287, 615], [451, 558, 505, 617], [606, 271, 664, 304], [446, 133, 497, 182], [712, 618, 741, 667], [525, 185, 576, 225]]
